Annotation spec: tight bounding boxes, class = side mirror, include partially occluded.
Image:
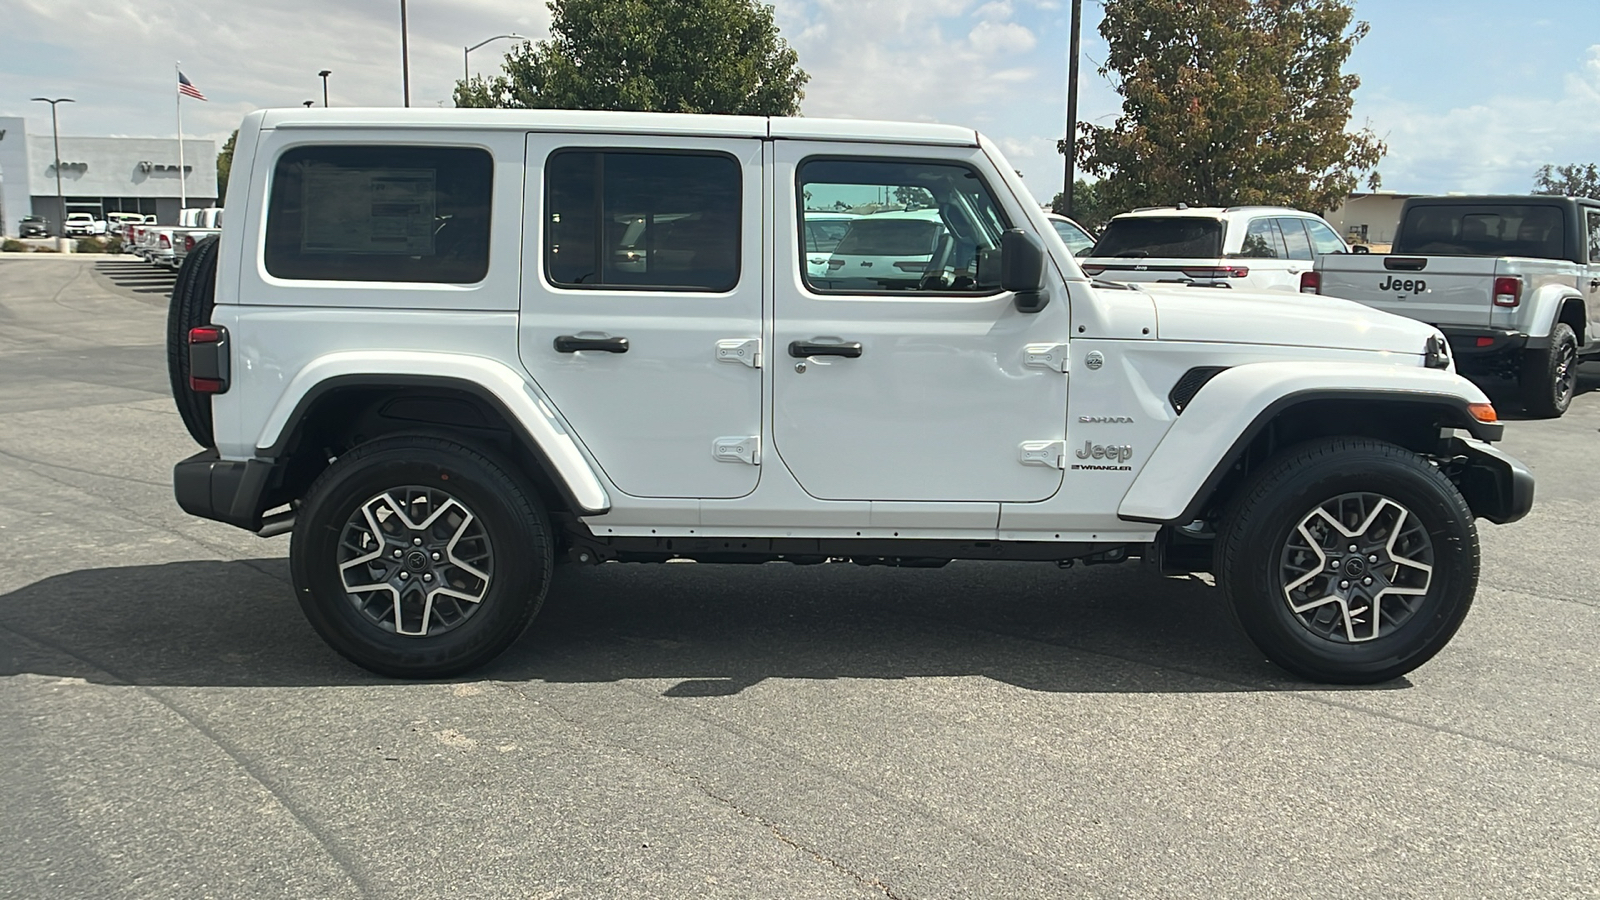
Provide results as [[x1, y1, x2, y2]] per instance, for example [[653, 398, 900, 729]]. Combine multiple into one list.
[[1352, 244, 1371, 254], [1001, 228, 1048, 313]]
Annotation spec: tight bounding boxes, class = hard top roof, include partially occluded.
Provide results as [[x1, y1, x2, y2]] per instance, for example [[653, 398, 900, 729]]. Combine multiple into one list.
[[256, 107, 981, 147]]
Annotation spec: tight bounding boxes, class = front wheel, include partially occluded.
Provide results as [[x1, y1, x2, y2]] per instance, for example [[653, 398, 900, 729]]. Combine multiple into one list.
[[1216, 438, 1479, 684], [290, 435, 553, 678]]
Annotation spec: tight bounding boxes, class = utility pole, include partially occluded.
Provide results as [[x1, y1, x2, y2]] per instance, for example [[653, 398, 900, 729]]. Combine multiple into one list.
[[319, 70, 332, 106], [1063, 0, 1083, 217], [400, 0, 412, 107]]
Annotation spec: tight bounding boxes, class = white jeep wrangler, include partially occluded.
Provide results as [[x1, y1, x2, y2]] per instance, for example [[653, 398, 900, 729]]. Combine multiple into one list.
[[169, 108, 1533, 684]]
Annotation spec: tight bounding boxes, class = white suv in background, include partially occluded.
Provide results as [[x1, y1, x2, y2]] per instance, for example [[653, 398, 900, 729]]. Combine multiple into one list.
[[1081, 206, 1350, 293]]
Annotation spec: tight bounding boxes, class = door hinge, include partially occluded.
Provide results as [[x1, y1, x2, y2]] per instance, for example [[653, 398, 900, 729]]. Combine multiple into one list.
[[1024, 343, 1070, 373], [713, 436, 761, 465], [716, 338, 762, 368], [1019, 440, 1067, 469]]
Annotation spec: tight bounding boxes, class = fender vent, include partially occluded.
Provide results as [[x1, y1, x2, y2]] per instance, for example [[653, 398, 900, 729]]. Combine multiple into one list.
[[1169, 366, 1228, 414]]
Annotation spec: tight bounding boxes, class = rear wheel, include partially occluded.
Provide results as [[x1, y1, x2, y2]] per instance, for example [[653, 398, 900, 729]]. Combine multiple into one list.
[[165, 235, 221, 447], [290, 435, 553, 678], [1518, 322, 1577, 418], [1217, 438, 1479, 684]]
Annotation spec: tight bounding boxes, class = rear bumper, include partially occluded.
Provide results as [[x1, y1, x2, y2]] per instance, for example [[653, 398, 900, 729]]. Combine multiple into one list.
[[1452, 438, 1535, 525], [173, 449, 279, 532], [1438, 326, 1544, 356]]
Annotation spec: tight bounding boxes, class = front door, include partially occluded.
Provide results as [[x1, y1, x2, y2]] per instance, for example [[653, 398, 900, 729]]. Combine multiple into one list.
[[769, 143, 1070, 503], [519, 134, 765, 499]]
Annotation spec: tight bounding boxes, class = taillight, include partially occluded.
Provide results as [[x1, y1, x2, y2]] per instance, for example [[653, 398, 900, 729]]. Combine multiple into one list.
[[159, 234, 171, 249], [1492, 277, 1521, 307], [187, 326, 228, 393], [185, 235, 195, 251], [1181, 266, 1248, 279], [1300, 271, 1322, 294], [1080, 264, 1106, 276]]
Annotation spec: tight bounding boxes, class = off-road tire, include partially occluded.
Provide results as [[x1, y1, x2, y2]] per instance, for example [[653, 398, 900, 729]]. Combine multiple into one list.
[[1216, 437, 1478, 684], [165, 235, 221, 447], [1518, 322, 1577, 418], [290, 434, 554, 678]]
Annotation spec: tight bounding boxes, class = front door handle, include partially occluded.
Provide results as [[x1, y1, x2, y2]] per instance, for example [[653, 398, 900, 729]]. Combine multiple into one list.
[[788, 340, 863, 359], [554, 335, 629, 353]]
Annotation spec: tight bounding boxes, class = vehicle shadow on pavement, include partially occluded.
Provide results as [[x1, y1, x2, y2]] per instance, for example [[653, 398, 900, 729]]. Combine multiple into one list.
[[0, 557, 1408, 694]]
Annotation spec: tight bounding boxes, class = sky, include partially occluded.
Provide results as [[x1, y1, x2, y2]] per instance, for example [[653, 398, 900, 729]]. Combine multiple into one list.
[[3, 0, 1600, 203]]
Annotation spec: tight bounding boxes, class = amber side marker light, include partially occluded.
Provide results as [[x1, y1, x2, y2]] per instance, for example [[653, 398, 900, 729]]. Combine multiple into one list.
[[1468, 402, 1498, 424]]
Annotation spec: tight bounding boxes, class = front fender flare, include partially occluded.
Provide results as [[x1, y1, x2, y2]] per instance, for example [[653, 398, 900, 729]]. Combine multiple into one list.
[[255, 351, 610, 515], [1117, 361, 1495, 524]]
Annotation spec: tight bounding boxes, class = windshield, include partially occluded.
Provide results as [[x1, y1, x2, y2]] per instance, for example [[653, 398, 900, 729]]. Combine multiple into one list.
[[833, 219, 942, 256], [1394, 204, 1567, 259], [1090, 217, 1223, 258]]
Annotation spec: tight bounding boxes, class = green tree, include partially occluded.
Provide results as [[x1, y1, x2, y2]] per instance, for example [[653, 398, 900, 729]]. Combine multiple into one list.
[[216, 130, 238, 201], [1066, 0, 1385, 214], [1534, 163, 1600, 198], [455, 0, 807, 115], [1049, 180, 1115, 230]]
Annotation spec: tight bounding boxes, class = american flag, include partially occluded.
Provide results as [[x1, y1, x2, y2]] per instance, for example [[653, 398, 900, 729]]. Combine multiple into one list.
[[178, 71, 207, 101]]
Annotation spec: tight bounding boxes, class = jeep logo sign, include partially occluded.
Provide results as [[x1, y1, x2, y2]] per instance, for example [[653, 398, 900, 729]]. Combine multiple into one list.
[[1075, 441, 1133, 463], [1379, 276, 1427, 293]]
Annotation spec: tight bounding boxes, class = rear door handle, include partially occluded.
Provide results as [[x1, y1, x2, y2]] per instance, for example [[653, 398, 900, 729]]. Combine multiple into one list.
[[788, 340, 863, 359], [554, 335, 629, 353]]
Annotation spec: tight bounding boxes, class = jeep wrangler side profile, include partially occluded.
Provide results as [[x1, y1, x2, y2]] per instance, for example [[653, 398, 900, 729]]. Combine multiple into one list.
[[170, 109, 1533, 684]]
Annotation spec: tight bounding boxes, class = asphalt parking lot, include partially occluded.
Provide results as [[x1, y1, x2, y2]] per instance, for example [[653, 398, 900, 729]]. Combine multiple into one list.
[[1, 255, 1597, 899]]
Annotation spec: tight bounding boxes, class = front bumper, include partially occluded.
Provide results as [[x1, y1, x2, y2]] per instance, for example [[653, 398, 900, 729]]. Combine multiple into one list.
[[174, 449, 279, 532], [1451, 438, 1535, 525]]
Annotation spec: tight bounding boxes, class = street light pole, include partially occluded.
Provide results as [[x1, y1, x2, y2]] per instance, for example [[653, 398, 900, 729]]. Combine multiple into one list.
[[319, 70, 331, 106], [30, 96, 74, 247], [464, 33, 526, 84], [400, 0, 411, 107], [1063, 0, 1082, 217]]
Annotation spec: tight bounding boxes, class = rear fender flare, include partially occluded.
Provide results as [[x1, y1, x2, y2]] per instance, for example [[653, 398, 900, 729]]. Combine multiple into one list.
[[1523, 284, 1587, 342], [1117, 361, 1496, 524], [256, 351, 610, 515]]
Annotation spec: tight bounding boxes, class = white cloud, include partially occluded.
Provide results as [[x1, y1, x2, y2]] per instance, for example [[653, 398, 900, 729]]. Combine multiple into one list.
[[1355, 44, 1600, 194]]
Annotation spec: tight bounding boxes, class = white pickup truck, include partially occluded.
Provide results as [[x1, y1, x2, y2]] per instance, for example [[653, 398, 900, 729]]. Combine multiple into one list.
[[1311, 195, 1600, 416]]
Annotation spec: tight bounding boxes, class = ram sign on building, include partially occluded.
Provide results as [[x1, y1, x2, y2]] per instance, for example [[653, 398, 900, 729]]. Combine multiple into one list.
[[0, 116, 217, 237]]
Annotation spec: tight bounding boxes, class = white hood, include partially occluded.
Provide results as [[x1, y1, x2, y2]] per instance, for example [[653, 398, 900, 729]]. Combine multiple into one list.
[[1141, 284, 1438, 355]]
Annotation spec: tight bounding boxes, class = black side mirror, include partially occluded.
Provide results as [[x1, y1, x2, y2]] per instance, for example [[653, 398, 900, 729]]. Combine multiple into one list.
[[1352, 244, 1371, 254], [1001, 228, 1048, 313]]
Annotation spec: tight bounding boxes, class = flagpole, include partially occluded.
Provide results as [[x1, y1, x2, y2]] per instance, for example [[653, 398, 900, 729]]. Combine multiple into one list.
[[175, 61, 187, 211]]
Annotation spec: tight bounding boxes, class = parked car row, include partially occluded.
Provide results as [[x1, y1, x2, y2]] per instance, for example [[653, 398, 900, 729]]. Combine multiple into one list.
[[124, 207, 223, 270]]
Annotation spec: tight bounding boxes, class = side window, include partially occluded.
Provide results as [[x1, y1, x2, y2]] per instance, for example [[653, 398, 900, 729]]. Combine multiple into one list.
[[1238, 218, 1284, 258], [1277, 218, 1315, 260], [1586, 209, 1600, 263], [545, 150, 740, 292], [798, 158, 1010, 294], [264, 145, 492, 283], [1303, 218, 1346, 255]]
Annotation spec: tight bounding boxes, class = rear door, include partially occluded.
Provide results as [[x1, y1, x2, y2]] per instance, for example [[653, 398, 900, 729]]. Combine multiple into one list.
[[1583, 205, 1600, 337], [518, 134, 765, 500], [1081, 216, 1233, 286]]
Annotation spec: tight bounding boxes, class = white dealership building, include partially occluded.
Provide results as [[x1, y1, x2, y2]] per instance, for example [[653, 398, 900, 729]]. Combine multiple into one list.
[[0, 116, 217, 238]]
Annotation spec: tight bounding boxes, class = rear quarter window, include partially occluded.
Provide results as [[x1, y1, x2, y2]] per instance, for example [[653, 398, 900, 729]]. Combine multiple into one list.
[[1090, 217, 1223, 258], [264, 145, 493, 283]]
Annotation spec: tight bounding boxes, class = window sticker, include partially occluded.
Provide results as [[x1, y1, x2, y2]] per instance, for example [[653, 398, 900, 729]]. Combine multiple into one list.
[[301, 168, 437, 256]]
